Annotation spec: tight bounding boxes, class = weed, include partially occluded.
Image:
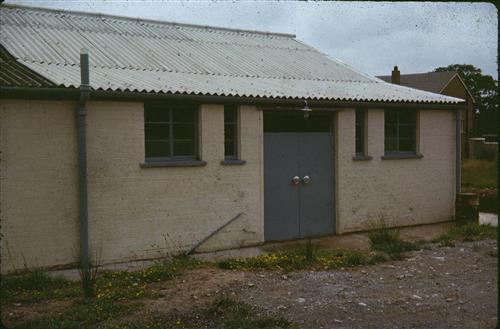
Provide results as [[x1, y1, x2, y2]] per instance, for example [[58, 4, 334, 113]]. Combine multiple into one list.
[[93, 255, 204, 301], [368, 228, 421, 255], [97, 298, 295, 329], [11, 299, 134, 329], [1, 271, 69, 292], [304, 239, 314, 261], [434, 223, 497, 244], [0, 271, 79, 305], [2, 255, 205, 306], [79, 261, 99, 298], [217, 245, 386, 271]]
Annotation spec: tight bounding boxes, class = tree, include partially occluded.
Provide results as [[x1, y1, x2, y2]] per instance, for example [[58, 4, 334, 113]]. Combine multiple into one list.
[[434, 64, 498, 136]]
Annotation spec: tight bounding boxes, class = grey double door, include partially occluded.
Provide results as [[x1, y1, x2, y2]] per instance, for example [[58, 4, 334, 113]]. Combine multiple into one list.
[[264, 131, 335, 241]]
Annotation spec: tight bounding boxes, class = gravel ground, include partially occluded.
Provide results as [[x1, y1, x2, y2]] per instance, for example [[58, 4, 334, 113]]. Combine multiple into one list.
[[221, 240, 498, 329]]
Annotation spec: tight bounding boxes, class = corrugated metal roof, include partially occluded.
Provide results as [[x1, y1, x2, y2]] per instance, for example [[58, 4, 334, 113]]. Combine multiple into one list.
[[0, 5, 464, 104], [377, 71, 458, 94]]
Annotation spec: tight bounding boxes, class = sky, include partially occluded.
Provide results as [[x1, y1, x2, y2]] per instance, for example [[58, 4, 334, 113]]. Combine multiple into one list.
[[4, 1, 498, 79]]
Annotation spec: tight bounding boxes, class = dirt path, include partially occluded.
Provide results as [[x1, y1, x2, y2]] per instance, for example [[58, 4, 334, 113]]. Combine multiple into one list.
[[148, 239, 497, 328], [228, 240, 498, 328]]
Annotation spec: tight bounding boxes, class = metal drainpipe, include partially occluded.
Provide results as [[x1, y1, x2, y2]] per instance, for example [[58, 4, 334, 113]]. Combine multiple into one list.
[[455, 109, 461, 193], [77, 49, 91, 270]]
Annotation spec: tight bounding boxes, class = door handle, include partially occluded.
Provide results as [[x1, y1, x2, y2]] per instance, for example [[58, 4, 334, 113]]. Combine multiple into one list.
[[291, 176, 301, 185], [302, 175, 311, 184]]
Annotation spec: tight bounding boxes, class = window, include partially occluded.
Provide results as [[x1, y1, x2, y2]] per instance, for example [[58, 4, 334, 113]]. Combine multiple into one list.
[[355, 108, 366, 156], [144, 103, 198, 161], [384, 109, 417, 155], [224, 105, 238, 159]]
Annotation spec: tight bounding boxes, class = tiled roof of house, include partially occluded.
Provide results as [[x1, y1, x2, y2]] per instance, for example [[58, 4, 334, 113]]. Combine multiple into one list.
[[0, 5, 464, 104], [377, 71, 458, 94]]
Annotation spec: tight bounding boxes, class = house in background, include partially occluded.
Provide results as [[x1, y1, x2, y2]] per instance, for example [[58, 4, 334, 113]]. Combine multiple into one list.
[[0, 5, 465, 274], [378, 67, 475, 157]]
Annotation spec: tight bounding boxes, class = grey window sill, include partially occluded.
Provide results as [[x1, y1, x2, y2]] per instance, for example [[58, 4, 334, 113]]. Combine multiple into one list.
[[381, 153, 423, 160], [352, 155, 373, 161], [140, 160, 207, 168], [221, 159, 247, 165]]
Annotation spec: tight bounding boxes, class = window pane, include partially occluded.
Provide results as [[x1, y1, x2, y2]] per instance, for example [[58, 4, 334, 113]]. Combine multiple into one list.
[[225, 123, 235, 141], [224, 105, 238, 159], [173, 140, 195, 156], [225, 141, 235, 157], [399, 125, 415, 139], [385, 110, 398, 125], [385, 125, 397, 139], [172, 107, 196, 123], [146, 141, 170, 158], [173, 124, 195, 140], [399, 138, 416, 152], [355, 108, 365, 155], [399, 110, 415, 124], [385, 138, 397, 152], [145, 106, 170, 122], [145, 123, 169, 140], [224, 106, 237, 123], [355, 138, 363, 155], [355, 108, 364, 125]]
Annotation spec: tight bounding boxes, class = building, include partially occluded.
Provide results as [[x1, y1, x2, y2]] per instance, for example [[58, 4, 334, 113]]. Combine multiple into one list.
[[378, 67, 475, 157], [0, 5, 465, 274]]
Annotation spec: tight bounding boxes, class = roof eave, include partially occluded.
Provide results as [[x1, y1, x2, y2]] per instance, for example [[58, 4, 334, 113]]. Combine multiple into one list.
[[0, 86, 467, 110]]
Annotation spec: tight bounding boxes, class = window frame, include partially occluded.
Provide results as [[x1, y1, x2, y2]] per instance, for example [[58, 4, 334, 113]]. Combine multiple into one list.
[[384, 108, 419, 157], [144, 102, 200, 163]]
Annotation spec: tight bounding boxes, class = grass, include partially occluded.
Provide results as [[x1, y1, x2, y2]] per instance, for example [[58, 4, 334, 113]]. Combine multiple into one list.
[[10, 299, 135, 329], [462, 159, 497, 189], [0, 270, 81, 305], [433, 223, 497, 247], [1, 255, 204, 306], [11, 298, 293, 329], [367, 227, 423, 255], [217, 243, 387, 271]]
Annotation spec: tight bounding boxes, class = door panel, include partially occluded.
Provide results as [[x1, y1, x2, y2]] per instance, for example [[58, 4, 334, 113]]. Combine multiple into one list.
[[298, 133, 335, 237], [264, 110, 335, 241], [264, 133, 300, 241]]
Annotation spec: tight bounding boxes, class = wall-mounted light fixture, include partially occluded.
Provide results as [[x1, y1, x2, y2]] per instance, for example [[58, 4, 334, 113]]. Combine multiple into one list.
[[301, 99, 312, 120]]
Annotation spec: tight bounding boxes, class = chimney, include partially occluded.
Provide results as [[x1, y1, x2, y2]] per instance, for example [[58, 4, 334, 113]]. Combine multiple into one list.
[[391, 66, 400, 84]]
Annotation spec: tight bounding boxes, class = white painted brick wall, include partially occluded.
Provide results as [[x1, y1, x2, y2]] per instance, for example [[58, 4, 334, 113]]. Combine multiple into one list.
[[85, 102, 264, 264], [1, 100, 79, 273], [336, 108, 456, 233], [1, 99, 455, 273]]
